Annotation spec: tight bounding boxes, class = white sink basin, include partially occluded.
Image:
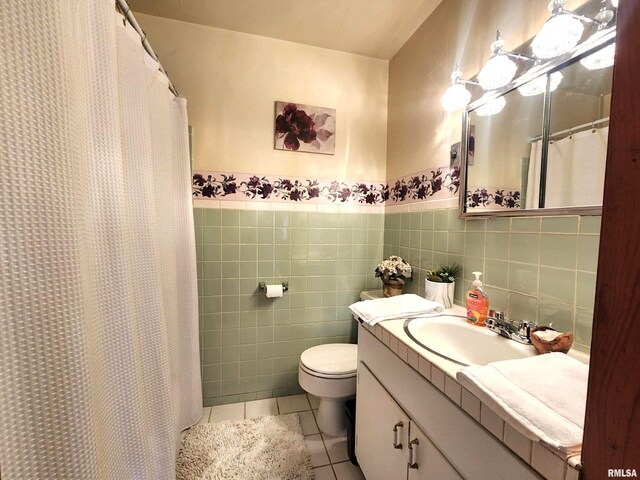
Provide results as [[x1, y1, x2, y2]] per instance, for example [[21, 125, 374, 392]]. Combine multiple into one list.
[[404, 315, 536, 366]]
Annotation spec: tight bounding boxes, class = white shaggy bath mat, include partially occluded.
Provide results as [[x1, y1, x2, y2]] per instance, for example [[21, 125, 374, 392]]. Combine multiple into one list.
[[176, 413, 313, 480]]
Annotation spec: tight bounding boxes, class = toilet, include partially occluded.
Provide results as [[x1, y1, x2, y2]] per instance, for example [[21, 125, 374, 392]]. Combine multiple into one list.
[[298, 343, 358, 436]]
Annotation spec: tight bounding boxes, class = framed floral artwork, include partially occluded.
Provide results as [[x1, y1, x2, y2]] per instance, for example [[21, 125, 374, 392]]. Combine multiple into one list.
[[274, 101, 335, 155]]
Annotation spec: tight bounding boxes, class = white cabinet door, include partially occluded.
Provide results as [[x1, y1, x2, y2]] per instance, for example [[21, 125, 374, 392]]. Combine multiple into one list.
[[356, 362, 410, 480], [407, 422, 463, 480]]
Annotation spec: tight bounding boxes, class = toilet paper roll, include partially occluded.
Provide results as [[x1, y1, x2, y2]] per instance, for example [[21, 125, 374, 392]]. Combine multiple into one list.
[[266, 284, 283, 298]]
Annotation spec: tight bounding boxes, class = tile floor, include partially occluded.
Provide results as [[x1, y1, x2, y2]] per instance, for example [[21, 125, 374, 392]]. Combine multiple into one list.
[[192, 394, 366, 480]]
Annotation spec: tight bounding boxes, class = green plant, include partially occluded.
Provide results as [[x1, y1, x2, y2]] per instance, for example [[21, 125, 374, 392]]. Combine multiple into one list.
[[426, 264, 461, 283]]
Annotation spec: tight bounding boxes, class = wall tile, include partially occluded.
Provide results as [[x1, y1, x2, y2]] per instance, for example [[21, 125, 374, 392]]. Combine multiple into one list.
[[199, 206, 599, 405], [484, 259, 510, 288], [539, 267, 576, 305], [510, 233, 540, 264], [579, 216, 601, 234], [511, 218, 540, 233], [508, 262, 538, 295], [576, 272, 596, 311], [541, 217, 578, 234], [486, 217, 510, 232], [508, 292, 538, 323], [485, 232, 510, 261], [575, 308, 594, 348], [538, 299, 574, 332], [434, 210, 448, 230], [577, 235, 600, 272], [539, 234, 577, 270], [197, 208, 380, 405]]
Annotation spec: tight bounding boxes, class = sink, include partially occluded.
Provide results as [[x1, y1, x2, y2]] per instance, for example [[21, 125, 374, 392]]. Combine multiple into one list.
[[403, 315, 536, 366]]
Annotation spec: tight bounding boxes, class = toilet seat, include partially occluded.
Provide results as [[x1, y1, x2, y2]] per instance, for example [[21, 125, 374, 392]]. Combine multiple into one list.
[[299, 343, 357, 378], [299, 362, 356, 379]]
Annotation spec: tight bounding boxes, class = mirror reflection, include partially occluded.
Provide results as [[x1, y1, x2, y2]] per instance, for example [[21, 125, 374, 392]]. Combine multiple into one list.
[[466, 87, 544, 211], [533, 53, 613, 209], [463, 37, 615, 216]]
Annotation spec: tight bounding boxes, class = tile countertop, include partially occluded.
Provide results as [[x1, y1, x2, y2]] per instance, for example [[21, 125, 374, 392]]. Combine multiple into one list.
[[355, 293, 588, 480]]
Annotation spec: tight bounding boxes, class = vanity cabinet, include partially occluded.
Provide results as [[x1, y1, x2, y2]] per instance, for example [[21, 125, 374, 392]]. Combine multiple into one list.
[[355, 324, 542, 480], [356, 362, 462, 480]]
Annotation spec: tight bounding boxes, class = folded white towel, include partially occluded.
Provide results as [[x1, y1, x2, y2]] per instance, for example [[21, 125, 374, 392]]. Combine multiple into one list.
[[456, 352, 588, 456], [348, 294, 444, 326]]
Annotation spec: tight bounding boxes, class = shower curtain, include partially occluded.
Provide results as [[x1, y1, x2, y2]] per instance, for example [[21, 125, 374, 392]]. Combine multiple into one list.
[[525, 126, 609, 209], [0, 1, 201, 479]]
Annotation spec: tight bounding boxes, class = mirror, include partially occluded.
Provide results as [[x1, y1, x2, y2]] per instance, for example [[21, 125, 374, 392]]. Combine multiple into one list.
[[460, 4, 616, 217]]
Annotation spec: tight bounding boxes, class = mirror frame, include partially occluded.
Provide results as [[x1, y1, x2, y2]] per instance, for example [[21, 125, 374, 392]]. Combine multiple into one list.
[[459, 27, 617, 218]]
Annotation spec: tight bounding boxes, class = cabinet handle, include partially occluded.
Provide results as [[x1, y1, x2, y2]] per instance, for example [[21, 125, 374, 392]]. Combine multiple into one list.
[[408, 438, 419, 469], [392, 421, 403, 449]]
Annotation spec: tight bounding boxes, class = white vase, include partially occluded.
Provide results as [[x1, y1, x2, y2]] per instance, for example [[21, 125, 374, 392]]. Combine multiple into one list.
[[424, 280, 455, 309]]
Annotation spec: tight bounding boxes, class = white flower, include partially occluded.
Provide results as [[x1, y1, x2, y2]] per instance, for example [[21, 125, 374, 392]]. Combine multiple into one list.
[[375, 255, 412, 282]]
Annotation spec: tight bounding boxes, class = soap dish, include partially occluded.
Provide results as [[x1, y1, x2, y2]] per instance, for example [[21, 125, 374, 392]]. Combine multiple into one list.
[[531, 326, 574, 354]]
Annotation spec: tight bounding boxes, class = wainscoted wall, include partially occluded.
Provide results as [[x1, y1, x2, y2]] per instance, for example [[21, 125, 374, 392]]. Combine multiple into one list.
[[384, 209, 599, 353], [194, 207, 383, 406]]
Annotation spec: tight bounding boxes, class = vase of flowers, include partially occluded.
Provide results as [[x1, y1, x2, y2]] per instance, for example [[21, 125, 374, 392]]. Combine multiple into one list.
[[425, 264, 461, 308], [375, 255, 413, 297]]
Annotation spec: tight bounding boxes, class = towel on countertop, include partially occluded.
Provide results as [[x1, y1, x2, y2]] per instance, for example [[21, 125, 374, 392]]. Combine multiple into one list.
[[348, 293, 444, 326], [456, 352, 588, 456]]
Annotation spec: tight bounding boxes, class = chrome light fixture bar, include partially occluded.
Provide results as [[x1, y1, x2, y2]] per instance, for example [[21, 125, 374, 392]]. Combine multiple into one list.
[[532, 0, 614, 59], [441, 66, 479, 112], [478, 30, 538, 91], [441, 0, 616, 113]]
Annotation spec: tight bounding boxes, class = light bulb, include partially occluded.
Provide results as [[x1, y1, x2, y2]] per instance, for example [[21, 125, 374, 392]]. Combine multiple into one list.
[[532, 14, 584, 59], [518, 72, 563, 96], [478, 54, 518, 90], [580, 43, 615, 70], [475, 94, 506, 117], [611, 0, 618, 8], [441, 83, 472, 112]]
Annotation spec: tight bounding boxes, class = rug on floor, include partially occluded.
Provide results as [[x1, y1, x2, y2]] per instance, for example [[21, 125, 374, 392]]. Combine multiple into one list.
[[176, 413, 314, 480]]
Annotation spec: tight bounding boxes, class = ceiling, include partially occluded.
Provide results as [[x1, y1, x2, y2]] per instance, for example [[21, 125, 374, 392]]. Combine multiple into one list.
[[129, 0, 443, 60]]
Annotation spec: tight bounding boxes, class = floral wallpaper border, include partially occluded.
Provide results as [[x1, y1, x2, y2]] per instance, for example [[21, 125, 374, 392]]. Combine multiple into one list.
[[192, 165, 460, 207], [466, 187, 521, 210]]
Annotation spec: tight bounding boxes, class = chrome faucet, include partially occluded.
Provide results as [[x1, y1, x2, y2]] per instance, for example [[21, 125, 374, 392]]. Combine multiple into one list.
[[486, 310, 534, 345]]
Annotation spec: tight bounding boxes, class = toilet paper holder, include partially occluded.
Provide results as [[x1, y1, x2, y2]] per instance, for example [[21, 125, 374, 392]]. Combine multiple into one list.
[[258, 281, 289, 293]]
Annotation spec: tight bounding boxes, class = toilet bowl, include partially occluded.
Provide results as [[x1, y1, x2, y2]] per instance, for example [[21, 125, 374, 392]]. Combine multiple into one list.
[[298, 343, 357, 436]]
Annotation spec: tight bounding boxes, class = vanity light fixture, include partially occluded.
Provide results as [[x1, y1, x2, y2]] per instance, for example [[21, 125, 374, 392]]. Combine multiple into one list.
[[440, 66, 478, 112], [517, 71, 563, 96], [478, 31, 537, 91], [532, 0, 613, 59], [475, 93, 506, 117], [580, 42, 616, 70]]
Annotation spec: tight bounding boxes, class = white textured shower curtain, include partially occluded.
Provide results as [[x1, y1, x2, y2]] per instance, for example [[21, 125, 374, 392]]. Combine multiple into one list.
[[525, 127, 609, 209], [0, 1, 201, 479]]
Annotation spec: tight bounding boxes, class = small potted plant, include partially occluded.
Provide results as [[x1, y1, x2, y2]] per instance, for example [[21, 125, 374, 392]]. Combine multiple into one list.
[[425, 264, 461, 308], [375, 255, 413, 297]]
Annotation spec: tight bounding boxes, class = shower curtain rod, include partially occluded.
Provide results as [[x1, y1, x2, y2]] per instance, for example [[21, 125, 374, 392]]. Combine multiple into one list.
[[528, 116, 610, 143], [115, 0, 179, 96]]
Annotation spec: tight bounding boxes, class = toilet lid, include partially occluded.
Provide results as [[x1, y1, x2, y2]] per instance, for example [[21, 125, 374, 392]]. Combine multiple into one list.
[[300, 343, 357, 376]]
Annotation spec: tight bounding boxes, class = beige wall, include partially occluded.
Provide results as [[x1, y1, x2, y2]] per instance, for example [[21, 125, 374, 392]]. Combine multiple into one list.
[[386, 0, 589, 180], [136, 14, 389, 181]]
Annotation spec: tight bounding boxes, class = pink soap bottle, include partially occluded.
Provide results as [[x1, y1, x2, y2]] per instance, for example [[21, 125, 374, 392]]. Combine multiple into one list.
[[466, 272, 489, 326]]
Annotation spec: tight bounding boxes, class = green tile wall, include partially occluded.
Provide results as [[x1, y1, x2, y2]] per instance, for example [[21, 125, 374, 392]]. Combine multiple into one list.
[[194, 208, 384, 406], [383, 208, 600, 353]]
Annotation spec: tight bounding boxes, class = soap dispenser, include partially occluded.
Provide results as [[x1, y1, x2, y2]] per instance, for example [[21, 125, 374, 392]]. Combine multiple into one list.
[[466, 271, 489, 326]]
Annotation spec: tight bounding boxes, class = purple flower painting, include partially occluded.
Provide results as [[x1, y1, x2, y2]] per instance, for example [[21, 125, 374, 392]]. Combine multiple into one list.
[[275, 101, 335, 155]]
